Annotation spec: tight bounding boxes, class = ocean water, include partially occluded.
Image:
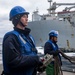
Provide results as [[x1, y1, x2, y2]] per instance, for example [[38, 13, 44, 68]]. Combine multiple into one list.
[[0, 20, 13, 37], [0, 38, 2, 64], [0, 20, 13, 64]]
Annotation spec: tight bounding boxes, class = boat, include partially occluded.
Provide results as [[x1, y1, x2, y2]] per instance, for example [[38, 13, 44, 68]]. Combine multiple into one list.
[[27, 0, 75, 74], [27, 0, 75, 52]]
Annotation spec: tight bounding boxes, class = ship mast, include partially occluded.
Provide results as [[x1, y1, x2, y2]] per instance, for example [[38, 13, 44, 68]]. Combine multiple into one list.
[[47, 0, 75, 15], [47, 0, 52, 15]]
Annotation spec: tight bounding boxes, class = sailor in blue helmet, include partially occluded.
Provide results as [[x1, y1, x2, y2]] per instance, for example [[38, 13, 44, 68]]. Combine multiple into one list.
[[44, 30, 63, 75], [2, 6, 45, 75]]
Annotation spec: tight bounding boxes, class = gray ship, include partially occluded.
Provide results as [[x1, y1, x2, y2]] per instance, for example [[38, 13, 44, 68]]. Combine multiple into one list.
[[28, 0, 75, 52], [27, 1, 75, 74]]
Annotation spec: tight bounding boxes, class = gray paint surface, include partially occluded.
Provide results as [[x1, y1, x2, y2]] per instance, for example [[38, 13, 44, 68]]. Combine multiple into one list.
[[28, 19, 75, 50]]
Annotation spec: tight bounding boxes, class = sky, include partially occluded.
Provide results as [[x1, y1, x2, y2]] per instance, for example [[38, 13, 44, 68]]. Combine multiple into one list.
[[1, 0, 75, 21], [0, 0, 75, 37]]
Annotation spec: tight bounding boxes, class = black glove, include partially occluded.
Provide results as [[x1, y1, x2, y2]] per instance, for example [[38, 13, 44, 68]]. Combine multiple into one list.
[[37, 58, 46, 72], [53, 50, 59, 56], [38, 57, 43, 65], [37, 66, 46, 73]]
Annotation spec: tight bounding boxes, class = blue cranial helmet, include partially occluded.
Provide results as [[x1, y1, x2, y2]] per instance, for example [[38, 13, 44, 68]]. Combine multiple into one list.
[[9, 6, 29, 20], [49, 30, 59, 37]]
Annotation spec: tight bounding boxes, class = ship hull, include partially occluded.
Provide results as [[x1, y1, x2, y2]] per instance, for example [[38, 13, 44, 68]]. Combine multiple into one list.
[[28, 19, 75, 50]]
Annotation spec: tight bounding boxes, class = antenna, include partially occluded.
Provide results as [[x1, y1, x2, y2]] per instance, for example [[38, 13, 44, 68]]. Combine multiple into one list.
[[47, 0, 52, 8], [47, 0, 52, 15], [48, 0, 52, 2]]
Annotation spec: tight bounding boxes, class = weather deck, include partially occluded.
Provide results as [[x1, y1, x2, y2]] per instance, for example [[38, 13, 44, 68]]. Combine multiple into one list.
[[0, 64, 75, 75]]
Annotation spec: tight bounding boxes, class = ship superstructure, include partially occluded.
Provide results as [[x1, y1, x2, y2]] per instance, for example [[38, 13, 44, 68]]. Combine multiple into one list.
[[28, 0, 75, 51]]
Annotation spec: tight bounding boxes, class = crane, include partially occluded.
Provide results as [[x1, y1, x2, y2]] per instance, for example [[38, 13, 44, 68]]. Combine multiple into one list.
[[47, 0, 75, 14]]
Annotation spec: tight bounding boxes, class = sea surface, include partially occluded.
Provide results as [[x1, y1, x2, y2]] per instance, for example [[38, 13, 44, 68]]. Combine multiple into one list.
[[0, 20, 13, 64]]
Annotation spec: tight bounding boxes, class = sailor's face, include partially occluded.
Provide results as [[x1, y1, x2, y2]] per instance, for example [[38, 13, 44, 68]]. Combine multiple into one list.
[[53, 37, 58, 42], [20, 14, 28, 27]]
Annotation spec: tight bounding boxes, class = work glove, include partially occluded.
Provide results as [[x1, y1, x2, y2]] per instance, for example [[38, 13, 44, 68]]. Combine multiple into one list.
[[37, 65, 46, 73], [53, 50, 60, 56], [37, 58, 46, 72], [38, 60, 43, 67]]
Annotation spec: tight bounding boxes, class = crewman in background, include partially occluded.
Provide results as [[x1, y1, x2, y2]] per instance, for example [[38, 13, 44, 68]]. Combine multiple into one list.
[[44, 30, 62, 75]]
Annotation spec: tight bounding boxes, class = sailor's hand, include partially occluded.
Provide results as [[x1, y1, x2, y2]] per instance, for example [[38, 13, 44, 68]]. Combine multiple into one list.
[[37, 65, 46, 73], [37, 57, 46, 72], [38, 60, 43, 67], [54, 50, 59, 56]]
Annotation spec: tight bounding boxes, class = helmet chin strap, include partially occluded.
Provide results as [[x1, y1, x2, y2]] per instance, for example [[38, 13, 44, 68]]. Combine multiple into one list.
[[19, 21, 25, 27]]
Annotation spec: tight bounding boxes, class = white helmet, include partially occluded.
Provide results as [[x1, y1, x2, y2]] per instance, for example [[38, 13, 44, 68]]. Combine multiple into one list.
[[49, 30, 59, 37]]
